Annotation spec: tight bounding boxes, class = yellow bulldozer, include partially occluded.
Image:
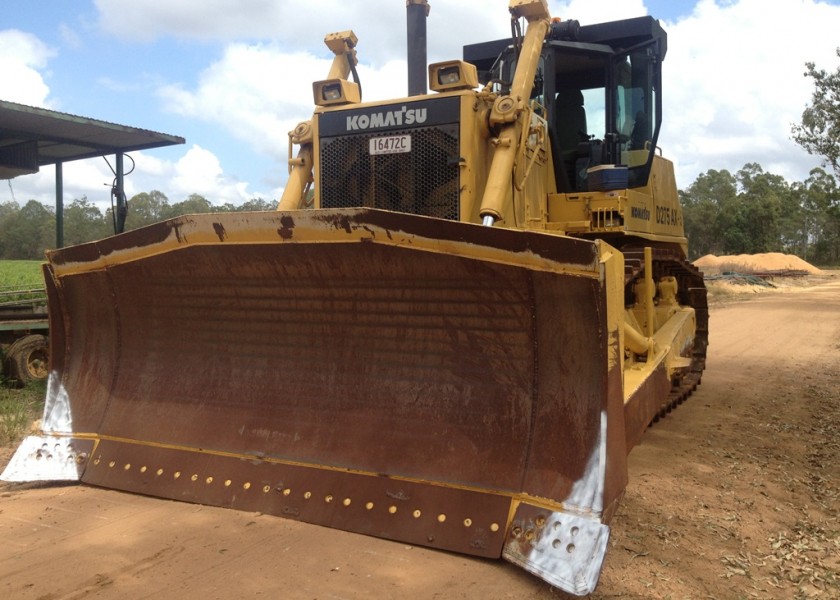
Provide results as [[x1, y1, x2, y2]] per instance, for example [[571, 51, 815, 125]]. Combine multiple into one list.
[[3, 1, 707, 595]]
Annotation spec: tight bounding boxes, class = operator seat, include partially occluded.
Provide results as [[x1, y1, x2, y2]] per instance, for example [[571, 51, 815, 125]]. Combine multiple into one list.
[[553, 89, 587, 191]]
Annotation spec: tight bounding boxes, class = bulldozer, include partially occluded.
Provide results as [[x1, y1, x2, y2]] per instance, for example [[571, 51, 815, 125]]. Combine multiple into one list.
[[2, 1, 707, 595]]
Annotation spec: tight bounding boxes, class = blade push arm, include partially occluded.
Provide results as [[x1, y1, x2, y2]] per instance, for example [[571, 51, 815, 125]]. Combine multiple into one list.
[[479, 0, 551, 226]]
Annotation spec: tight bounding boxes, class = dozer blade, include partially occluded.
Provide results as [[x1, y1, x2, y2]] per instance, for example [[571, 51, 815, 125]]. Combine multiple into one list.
[[3, 208, 628, 596]]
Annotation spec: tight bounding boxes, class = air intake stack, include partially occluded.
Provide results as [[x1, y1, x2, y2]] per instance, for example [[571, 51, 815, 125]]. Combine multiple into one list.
[[406, 0, 430, 96]]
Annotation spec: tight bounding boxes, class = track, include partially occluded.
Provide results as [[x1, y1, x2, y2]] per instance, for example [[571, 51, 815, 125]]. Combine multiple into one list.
[[622, 247, 709, 420]]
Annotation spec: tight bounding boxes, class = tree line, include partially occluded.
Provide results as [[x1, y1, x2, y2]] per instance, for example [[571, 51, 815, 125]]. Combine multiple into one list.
[[681, 165, 839, 264], [0, 192, 277, 260]]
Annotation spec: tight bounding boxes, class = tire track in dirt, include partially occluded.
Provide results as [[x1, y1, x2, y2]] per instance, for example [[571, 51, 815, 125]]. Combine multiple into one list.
[[36, 546, 186, 600]]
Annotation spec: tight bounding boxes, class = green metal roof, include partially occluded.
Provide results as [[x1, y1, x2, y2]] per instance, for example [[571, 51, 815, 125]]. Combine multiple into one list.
[[0, 99, 184, 179]]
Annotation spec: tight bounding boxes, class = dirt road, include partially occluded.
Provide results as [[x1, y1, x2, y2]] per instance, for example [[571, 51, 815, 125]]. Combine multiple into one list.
[[2, 276, 838, 599]]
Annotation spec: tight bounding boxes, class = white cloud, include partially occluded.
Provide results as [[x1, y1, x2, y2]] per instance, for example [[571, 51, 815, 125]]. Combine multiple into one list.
[[3, 146, 261, 215], [158, 44, 324, 163], [94, 0, 295, 43], [662, 0, 840, 185], [0, 29, 55, 106], [551, 0, 649, 22], [93, 0, 505, 64], [65, 159, 122, 200], [93, 0, 660, 65], [129, 152, 170, 180], [3, 158, 116, 213], [168, 145, 254, 203]]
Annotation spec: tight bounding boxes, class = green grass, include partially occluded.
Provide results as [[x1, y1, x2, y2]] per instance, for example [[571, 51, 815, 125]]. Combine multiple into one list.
[[0, 260, 44, 288], [0, 260, 45, 304], [0, 380, 45, 446]]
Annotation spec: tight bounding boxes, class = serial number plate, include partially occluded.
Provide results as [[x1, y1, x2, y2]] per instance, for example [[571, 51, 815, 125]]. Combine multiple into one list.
[[369, 135, 411, 155]]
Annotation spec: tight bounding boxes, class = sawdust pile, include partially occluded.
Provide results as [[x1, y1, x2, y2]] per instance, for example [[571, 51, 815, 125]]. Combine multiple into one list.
[[694, 252, 822, 275]]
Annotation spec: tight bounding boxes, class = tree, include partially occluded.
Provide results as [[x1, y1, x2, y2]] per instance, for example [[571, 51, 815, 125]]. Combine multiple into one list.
[[165, 194, 212, 218], [0, 200, 18, 221], [681, 164, 810, 259], [237, 197, 278, 212], [680, 169, 738, 258], [0, 201, 21, 257], [798, 168, 840, 265], [733, 163, 788, 255], [125, 190, 169, 230], [0, 200, 55, 259], [64, 197, 109, 245], [792, 48, 840, 177]]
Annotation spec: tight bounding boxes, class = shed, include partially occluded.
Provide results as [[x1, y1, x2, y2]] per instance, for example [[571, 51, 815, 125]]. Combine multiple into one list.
[[0, 99, 184, 246]]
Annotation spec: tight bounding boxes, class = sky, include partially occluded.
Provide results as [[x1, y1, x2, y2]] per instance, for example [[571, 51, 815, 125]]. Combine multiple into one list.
[[2, 0, 840, 213]]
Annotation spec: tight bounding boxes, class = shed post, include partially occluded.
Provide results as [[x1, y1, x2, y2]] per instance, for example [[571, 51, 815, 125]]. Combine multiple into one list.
[[55, 162, 64, 249]]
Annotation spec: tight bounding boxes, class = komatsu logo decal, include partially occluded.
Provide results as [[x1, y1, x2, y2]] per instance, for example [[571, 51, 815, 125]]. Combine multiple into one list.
[[346, 107, 428, 131], [631, 206, 650, 221], [318, 96, 458, 137]]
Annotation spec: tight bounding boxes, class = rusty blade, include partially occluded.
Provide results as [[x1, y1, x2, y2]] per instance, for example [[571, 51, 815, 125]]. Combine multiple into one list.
[[39, 209, 622, 570]]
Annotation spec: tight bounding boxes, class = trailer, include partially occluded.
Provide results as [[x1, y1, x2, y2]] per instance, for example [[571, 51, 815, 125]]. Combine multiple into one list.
[[0, 287, 48, 385]]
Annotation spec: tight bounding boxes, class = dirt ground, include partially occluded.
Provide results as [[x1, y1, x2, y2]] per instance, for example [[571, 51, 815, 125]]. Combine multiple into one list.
[[1, 274, 838, 600]]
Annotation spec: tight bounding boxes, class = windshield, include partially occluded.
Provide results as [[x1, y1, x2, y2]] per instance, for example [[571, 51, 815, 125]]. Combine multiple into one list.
[[485, 37, 662, 192], [546, 41, 661, 192]]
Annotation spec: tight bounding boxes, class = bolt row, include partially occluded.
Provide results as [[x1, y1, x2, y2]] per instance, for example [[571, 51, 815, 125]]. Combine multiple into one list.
[[92, 456, 501, 533]]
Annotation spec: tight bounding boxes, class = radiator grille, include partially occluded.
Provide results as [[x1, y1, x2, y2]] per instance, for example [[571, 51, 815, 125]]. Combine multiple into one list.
[[320, 124, 460, 220]]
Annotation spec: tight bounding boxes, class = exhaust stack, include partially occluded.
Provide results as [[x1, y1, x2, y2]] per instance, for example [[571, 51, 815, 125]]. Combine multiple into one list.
[[406, 0, 430, 96]]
